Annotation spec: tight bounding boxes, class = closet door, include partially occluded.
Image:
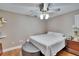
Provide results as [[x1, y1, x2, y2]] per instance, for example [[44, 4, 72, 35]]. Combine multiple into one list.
[[75, 15, 79, 27]]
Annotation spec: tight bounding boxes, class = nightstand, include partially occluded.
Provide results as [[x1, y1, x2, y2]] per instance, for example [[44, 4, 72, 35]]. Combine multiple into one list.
[[66, 40, 79, 55], [0, 43, 2, 55]]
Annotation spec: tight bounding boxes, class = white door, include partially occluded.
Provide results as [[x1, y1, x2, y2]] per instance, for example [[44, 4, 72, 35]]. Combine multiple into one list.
[[75, 15, 79, 27]]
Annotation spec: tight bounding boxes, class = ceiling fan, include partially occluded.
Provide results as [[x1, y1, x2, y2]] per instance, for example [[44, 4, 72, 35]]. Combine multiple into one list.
[[39, 3, 60, 13], [31, 3, 61, 20]]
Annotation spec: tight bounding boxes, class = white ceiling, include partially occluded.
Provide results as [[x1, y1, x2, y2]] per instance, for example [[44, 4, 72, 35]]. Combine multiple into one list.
[[0, 3, 79, 18]]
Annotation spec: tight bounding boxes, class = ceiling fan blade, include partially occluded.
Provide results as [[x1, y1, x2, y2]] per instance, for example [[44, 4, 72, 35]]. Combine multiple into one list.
[[30, 10, 41, 17], [47, 8, 61, 13]]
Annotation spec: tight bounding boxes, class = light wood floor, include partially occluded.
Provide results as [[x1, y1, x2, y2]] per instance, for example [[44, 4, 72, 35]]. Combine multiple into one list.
[[1, 48, 76, 56], [1, 48, 22, 56], [57, 50, 76, 56]]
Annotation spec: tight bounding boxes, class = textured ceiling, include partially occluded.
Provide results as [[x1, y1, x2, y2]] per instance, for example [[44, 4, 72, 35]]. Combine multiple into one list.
[[0, 3, 79, 18]]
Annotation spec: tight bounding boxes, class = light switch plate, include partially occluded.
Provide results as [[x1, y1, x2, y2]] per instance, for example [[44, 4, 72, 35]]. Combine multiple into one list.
[[0, 32, 7, 39]]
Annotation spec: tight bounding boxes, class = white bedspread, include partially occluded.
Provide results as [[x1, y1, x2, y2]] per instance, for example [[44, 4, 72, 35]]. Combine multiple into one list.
[[30, 32, 66, 56]]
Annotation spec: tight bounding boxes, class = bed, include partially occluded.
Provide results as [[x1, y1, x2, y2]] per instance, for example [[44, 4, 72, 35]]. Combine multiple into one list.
[[30, 32, 66, 56]]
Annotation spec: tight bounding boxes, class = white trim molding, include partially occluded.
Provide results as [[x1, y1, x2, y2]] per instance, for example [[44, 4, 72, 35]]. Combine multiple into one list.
[[3, 45, 22, 53]]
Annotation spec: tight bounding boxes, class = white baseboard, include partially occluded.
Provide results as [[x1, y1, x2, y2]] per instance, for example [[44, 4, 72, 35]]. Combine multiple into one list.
[[3, 45, 22, 53]]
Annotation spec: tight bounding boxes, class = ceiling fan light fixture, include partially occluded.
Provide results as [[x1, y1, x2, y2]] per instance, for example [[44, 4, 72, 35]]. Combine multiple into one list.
[[45, 14, 49, 19], [39, 3, 50, 20], [40, 14, 44, 20], [40, 13, 49, 20]]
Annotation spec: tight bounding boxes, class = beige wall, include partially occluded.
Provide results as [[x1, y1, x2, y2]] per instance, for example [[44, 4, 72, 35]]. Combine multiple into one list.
[[0, 10, 46, 50], [47, 10, 79, 35], [1, 9, 79, 50]]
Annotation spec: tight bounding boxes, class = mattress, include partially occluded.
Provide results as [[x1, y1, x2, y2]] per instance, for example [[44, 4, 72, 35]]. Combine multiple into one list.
[[30, 32, 66, 56]]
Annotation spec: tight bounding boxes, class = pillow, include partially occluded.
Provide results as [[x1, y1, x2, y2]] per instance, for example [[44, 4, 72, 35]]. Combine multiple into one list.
[[47, 32, 54, 34], [47, 31, 64, 37]]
